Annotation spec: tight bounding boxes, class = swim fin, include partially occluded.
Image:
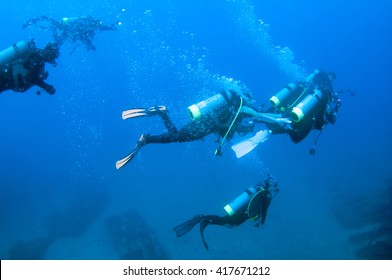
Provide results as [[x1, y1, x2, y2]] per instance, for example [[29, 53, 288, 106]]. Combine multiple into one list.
[[115, 146, 141, 169], [115, 134, 147, 169], [173, 214, 203, 238], [231, 129, 271, 158], [122, 106, 167, 120]]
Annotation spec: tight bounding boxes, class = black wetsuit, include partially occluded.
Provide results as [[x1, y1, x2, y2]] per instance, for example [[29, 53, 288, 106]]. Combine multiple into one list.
[[144, 91, 254, 145], [311, 70, 334, 94], [174, 185, 272, 250], [23, 15, 116, 50], [201, 186, 271, 226], [56, 16, 115, 50], [0, 50, 55, 94], [0, 73, 9, 93], [263, 69, 338, 143], [307, 70, 339, 130]]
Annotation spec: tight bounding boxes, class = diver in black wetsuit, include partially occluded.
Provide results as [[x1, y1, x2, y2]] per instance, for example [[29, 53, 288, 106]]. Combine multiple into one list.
[[264, 69, 341, 143], [116, 69, 345, 167], [0, 39, 59, 94], [173, 174, 279, 250], [23, 15, 117, 51], [115, 90, 291, 169]]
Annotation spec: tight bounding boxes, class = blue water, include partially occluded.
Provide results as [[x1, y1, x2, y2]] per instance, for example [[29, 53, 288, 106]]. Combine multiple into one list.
[[1, 0, 391, 260]]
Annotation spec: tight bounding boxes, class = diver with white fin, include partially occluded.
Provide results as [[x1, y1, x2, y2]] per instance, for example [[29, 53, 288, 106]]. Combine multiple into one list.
[[231, 129, 272, 158], [116, 69, 342, 168], [115, 89, 289, 169], [231, 69, 342, 158], [173, 174, 279, 250]]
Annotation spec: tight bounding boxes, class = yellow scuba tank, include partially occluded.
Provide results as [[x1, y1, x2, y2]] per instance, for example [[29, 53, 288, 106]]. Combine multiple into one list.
[[223, 186, 258, 216], [187, 90, 233, 120], [0, 40, 34, 69], [291, 88, 324, 123], [269, 83, 298, 111]]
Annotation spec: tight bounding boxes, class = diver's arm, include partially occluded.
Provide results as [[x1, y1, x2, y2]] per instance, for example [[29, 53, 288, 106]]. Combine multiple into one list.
[[35, 79, 56, 95]]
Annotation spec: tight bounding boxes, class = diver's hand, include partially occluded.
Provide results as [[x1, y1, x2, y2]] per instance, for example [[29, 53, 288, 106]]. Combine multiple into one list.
[[275, 118, 292, 130], [46, 86, 56, 95]]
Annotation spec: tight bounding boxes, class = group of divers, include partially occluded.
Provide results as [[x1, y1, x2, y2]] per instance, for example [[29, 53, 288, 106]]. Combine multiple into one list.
[[1, 14, 349, 251]]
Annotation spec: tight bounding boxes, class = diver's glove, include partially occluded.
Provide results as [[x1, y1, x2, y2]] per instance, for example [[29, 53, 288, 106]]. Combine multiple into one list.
[[275, 118, 293, 130], [47, 86, 56, 95]]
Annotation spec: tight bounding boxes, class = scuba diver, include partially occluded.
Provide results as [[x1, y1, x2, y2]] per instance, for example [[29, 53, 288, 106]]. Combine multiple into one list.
[[173, 174, 279, 250], [116, 69, 342, 169], [22, 15, 117, 51], [0, 39, 60, 94], [115, 89, 291, 169], [231, 69, 342, 157]]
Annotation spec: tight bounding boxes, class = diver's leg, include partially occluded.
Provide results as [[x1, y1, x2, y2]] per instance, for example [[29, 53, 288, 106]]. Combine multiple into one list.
[[22, 15, 50, 28], [117, 114, 215, 168], [199, 215, 226, 251], [115, 134, 147, 169], [145, 120, 213, 144], [158, 111, 177, 134]]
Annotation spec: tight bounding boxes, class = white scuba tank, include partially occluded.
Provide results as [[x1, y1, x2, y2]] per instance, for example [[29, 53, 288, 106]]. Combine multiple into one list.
[[187, 90, 233, 120], [223, 186, 258, 216]]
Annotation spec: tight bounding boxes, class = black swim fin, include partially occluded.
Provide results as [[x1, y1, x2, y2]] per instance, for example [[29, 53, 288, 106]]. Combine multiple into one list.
[[173, 214, 203, 238], [115, 134, 147, 169], [122, 106, 167, 120]]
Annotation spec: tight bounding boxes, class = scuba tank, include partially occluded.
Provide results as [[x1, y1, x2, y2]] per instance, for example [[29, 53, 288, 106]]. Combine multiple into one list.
[[223, 186, 258, 216], [0, 40, 35, 69], [60, 16, 88, 24], [269, 83, 298, 111], [305, 69, 319, 83], [60, 17, 77, 24], [291, 88, 325, 123], [269, 83, 308, 114], [187, 90, 233, 120], [288, 88, 328, 143]]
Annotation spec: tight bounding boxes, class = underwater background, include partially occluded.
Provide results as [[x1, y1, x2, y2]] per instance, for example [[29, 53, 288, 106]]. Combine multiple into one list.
[[0, 0, 391, 260]]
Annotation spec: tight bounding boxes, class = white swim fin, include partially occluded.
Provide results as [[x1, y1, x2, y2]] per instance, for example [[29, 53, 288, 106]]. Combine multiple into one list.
[[231, 130, 271, 158]]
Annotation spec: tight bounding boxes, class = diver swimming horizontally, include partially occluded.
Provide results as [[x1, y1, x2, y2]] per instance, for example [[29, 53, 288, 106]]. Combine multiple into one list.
[[115, 69, 342, 169], [115, 88, 291, 169], [231, 69, 342, 157], [22, 15, 117, 51], [173, 174, 279, 250]]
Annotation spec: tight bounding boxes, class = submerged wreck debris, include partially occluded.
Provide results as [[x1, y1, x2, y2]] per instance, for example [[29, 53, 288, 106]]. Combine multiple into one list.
[[8, 188, 109, 259], [331, 180, 392, 259], [105, 209, 168, 259]]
